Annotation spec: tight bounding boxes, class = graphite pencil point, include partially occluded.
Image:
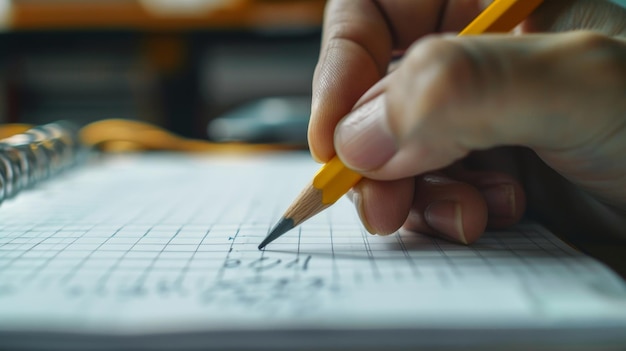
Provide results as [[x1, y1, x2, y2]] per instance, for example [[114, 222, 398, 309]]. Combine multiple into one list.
[[258, 218, 295, 250]]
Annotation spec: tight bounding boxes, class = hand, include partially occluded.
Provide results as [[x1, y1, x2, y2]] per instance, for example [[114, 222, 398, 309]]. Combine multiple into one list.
[[308, 0, 626, 244]]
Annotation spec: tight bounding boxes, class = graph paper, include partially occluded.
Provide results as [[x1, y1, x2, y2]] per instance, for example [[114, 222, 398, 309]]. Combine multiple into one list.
[[1, 152, 625, 350]]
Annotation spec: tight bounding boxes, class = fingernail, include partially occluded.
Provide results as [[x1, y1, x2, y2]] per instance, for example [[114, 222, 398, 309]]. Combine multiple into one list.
[[307, 108, 323, 164], [351, 188, 377, 235], [424, 200, 467, 244], [334, 96, 397, 171], [481, 184, 515, 218]]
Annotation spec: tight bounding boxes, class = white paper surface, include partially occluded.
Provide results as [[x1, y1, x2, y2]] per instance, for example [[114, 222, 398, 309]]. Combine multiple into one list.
[[0, 152, 625, 348]]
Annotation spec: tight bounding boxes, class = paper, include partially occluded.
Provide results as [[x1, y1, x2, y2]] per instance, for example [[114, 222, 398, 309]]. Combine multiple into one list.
[[1, 152, 626, 349]]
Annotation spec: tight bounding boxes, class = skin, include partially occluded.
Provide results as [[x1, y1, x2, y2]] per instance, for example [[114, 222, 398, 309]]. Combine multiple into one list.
[[307, 0, 626, 244]]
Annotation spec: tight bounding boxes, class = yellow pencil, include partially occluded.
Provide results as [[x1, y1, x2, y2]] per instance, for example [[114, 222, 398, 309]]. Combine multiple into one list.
[[259, 0, 544, 249]]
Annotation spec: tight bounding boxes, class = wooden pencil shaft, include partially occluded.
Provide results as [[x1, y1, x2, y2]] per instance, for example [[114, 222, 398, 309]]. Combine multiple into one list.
[[284, 183, 330, 226], [460, 0, 544, 35]]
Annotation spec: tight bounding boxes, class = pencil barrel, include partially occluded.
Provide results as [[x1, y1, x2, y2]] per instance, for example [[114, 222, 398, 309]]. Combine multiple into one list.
[[313, 155, 362, 204]]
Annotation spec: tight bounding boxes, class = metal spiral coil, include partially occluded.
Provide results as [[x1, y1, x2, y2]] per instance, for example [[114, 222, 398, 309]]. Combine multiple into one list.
[[0, 121, 84, 206]]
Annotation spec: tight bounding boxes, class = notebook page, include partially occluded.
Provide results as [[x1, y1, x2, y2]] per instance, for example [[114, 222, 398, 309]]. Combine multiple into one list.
[[1, 152, 625, 347]]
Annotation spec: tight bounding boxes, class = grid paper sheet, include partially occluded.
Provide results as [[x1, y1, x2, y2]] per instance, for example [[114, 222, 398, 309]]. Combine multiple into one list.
[[1, 153, 626, 347]]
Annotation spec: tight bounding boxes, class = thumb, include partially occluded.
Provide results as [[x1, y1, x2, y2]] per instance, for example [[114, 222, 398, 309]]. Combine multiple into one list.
[[333, 32, 626, 180]]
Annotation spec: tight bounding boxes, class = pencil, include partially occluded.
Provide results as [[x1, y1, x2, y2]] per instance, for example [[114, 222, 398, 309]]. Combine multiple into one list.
[[258, 0, 544, 250]]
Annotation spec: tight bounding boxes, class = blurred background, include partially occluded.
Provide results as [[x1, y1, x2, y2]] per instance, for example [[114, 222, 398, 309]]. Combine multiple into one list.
[[1, 0, 625, 146], [0, 0, 325, 145]]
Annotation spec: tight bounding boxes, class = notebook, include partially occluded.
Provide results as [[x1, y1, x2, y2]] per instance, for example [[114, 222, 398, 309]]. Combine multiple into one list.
[[1, 149, 626, 349]]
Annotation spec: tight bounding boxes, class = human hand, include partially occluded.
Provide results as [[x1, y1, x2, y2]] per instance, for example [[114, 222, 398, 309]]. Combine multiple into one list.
[[308, 0, 626, 243]]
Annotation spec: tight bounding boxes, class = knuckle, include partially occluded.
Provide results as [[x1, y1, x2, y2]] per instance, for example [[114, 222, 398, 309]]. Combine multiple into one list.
[[408, 36, 476, 83], [391, 36, 486, 135], [322, 10, 389, 77], [571, 31, 620, 58], [323, 7, 380, 54], [326, 20, 361, 47], [568, 31, 626, 89], [407, 36, 484, 110], [322, 2, 372, 50], [571, 31, 610, 49], [324, 23, 363, 58]]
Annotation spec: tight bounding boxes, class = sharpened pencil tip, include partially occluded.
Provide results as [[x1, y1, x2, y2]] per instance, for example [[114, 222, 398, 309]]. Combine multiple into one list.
[[258, 218, 295, 250]]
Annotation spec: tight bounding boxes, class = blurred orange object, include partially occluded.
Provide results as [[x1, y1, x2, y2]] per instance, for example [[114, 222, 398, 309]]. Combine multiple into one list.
[[6, 0, 325, 30], [79, 119, 301, 153]]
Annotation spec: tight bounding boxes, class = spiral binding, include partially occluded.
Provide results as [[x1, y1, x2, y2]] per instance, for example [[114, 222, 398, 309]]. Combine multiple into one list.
[[0, 121, 85, 205]]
